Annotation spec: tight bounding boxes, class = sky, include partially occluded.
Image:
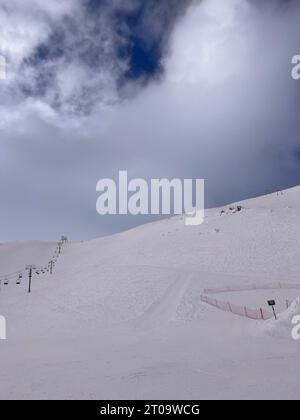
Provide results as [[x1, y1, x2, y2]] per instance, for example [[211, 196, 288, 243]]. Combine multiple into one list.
[[0, 0, 300, 241]]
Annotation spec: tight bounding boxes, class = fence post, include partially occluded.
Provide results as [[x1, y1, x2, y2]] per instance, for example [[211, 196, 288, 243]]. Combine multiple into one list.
[[260, 308, 264, 320], [244, 307, 248, 318], [228, 302, 232, 313]]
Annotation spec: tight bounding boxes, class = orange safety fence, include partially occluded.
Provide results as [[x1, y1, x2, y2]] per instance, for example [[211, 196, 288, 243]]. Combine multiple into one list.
[[200, 294, 273, 320]]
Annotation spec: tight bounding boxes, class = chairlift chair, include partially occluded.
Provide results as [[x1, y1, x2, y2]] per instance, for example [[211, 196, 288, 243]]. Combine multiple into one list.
[[16, 273, 22, 285]]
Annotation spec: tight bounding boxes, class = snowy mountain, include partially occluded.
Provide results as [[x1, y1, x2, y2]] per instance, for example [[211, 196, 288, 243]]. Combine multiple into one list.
[[0, 187, 300, 399]]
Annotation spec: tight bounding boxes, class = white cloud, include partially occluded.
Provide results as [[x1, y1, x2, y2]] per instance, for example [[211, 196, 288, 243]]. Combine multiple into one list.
[[0, 0, 75, 71], [165, 0, 253, 85]]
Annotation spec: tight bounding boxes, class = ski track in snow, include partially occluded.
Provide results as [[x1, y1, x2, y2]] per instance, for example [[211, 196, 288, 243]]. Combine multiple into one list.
[[133, 273, 191, 330]]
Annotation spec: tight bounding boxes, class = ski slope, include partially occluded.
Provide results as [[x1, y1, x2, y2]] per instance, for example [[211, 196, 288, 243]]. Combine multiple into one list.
[[0, 187, 300, 399]]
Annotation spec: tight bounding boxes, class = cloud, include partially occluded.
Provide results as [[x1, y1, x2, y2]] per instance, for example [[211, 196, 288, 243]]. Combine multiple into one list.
[[1, 0, 192, 113], [0, 0, 75, 76], [1, 0, 300, 240]]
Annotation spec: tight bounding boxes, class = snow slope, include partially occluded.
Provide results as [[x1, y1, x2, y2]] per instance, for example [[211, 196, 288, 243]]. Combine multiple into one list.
[[0, 187, 300, 399]]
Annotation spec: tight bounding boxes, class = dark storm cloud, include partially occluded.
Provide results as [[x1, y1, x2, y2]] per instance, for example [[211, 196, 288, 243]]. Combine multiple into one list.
[[16, 0, 193, 113], [1, 0, 300, 241]]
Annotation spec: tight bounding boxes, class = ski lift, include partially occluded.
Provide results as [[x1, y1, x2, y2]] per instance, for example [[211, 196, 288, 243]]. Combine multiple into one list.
[[16, 273, 22, 285], [4, 277, 9, 285]]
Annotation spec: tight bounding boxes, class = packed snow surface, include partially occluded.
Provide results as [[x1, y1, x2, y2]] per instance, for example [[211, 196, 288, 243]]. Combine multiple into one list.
[[0, 187, 300, 399]]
